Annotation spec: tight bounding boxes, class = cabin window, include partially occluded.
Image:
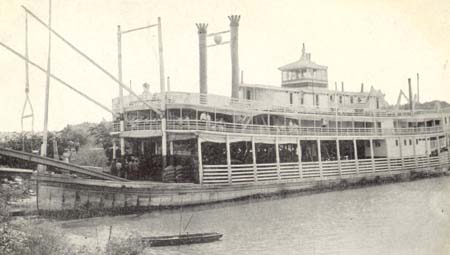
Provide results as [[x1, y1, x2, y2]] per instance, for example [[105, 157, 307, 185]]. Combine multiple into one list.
[[339, 96, 342, 104], [376, 98, 380, 109], [409, 139, 412, 146], [350, 96, 354, 104], [404, 140, 407, 146], [395, 140, 399, 146], [300, 94, 304, 105], [315, 95, 319, 106], [330, 95, 333, 102], [246, 90, 251, 100], [290, 72, 296, 80], [416, 139, 418, 145], [289, 93, 293, 105]]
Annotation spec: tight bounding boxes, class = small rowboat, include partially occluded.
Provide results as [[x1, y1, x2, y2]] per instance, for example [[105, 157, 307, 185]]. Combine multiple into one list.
[[142, 232, 223, 247]]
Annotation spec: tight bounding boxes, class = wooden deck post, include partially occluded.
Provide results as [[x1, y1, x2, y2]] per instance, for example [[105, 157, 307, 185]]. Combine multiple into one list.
[[425, 136, 432, 170], [448, 135, 450, 164], [251, 137, 257, 182], [353, 138, 359, 175], [412, 137, 418, 169], [120, 120, 125, 157], [399, 137, 404, 169], [169, 141, 174, 165], [275, 136, 281, 181], [317, 138, 323, 178], [437, 135, 441, 168], [369, 138, 375, 173], [436, 135, 440, 156], [197, 137, 203, 184], [297, 138, 302, 178], [336, 138, 342, 177], [112, 140, 116, 160], [386, 138, 391, 172], [226, 135, 232, 184]]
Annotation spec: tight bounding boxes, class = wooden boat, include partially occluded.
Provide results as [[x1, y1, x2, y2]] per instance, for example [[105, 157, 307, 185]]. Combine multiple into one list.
[[142, 232, 223, 247]]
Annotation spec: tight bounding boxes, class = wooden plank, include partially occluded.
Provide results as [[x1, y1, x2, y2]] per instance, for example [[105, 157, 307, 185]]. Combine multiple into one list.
[[0, 148, 125, 181]]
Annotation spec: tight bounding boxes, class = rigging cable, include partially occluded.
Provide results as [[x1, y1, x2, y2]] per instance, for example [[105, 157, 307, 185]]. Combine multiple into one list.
[[21, 12, 35, 151]]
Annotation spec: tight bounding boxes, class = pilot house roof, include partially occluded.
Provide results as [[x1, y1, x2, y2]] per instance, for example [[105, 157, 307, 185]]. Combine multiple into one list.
[[278, 43, 327, 71]]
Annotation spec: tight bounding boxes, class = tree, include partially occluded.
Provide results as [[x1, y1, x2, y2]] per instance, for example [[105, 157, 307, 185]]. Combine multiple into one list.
[[88, 122, 114, 160]]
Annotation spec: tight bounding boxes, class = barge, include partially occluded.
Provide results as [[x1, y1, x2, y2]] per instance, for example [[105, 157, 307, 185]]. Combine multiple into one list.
[[33, 15, 450, 216]]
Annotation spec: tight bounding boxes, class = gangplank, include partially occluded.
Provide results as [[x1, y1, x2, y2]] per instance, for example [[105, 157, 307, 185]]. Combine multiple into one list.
[[0, 148, 126, 181]]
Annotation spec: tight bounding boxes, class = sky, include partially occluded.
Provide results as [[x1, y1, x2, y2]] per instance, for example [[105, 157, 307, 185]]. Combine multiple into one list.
[[1, 0, 450, 132]]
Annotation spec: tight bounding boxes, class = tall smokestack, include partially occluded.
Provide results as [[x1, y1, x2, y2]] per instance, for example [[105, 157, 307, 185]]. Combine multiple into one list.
[[408, 78, 413, 110], [416, 73, 420, 103], [361, 83, 364, 93], [196, 23, 208, 94], [341, 81, 344, 92], [229, 15, 240, 98]]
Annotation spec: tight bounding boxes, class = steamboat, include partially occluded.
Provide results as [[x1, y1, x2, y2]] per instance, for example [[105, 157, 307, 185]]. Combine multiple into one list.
[[2, 12, 449, 215]]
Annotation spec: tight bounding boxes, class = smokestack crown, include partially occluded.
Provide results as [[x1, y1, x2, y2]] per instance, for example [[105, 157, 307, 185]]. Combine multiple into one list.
[[228, 15, 241, 26], [196, 23, 208, 34]]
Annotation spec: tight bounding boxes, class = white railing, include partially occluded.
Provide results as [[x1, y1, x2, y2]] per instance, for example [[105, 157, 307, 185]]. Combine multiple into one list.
[[113, 119, 446, 137], [126, 120, 161, 131], [201, 155, 448, 184]]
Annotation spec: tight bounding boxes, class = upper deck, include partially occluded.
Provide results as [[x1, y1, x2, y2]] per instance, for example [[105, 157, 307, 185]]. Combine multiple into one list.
[[111, 42, 450, 139], [111, 92, 450, 138], [112, 91, 450, 119]]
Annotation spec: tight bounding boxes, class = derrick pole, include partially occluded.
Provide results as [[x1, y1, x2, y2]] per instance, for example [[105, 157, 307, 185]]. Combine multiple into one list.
[[117, 25, 125, 159], [40, 0, 52, 172], [158, 17, 167, 171]]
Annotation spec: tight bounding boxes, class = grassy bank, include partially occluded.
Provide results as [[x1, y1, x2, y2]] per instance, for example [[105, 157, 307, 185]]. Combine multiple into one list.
[[0, 177, 145, 255]]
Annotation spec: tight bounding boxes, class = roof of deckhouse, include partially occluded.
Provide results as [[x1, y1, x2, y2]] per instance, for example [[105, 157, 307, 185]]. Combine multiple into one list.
[[278, 43, 327, 71], [240, 83, 385, 97]]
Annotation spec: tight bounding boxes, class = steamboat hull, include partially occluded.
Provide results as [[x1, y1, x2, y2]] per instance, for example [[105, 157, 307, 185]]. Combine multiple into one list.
[[35, 162, 448, 218]]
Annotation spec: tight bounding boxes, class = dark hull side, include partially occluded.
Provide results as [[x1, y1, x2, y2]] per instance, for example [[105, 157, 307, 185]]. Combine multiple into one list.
[[142, 232, 223, 246]]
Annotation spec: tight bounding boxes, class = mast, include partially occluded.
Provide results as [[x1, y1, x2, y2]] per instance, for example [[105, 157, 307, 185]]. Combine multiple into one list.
[[158, 17, 167, 170], [40, 0, 52, 168], [117, 25, 125, 159]]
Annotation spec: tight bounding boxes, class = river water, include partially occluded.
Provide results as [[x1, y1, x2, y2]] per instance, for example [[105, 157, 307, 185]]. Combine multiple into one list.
[[60, 177, 450, 255]]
